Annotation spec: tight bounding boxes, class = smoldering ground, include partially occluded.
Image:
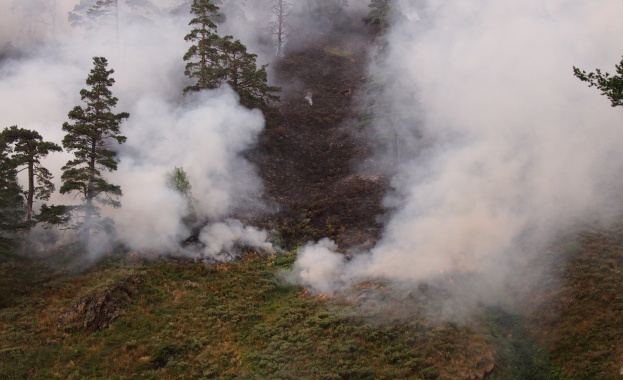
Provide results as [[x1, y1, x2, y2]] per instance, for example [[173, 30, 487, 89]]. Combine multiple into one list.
[[0, 0, 284, 261], [291, 0, 623, 320]]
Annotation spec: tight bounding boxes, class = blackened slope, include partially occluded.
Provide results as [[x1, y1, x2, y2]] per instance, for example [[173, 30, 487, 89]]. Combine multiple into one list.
[[250, 12, 388, 250]]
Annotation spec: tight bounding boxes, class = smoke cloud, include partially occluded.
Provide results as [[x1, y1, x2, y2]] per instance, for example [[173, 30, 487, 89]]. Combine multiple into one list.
[[0, 0, 274, 259], [292, 0, 623, 312], [291, 238, 346, 294], [199, 219, 273, 259]]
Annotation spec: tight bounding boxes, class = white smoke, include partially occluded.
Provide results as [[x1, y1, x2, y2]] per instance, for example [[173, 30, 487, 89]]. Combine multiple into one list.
[[109, 88, 266, 252], [199, 219, 272, 259], [291, 238, 346, 294], [292, 0, 623, 306], [0, 0, 273, 259]]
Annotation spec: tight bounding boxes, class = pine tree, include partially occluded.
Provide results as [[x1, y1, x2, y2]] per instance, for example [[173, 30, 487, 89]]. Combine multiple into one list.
[[0, 139, 28, 237], [306, 0, 348, 28], [215, 36, 281, 111], [69, 0, 160, 27], [183, 0, 280, 113], [362, 0, 390, 29], [183, 0, 222, 93], [574, 56, 623, 108], [0, 126, 62, 222], [69, 0, 117, 28], [60, 56, 129, 245]]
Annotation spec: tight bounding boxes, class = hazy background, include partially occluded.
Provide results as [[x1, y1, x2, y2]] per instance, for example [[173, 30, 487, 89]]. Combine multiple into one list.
[[3, 0, 623, 315], [293, 0, 623, 318], [0, 0, 279, 258]]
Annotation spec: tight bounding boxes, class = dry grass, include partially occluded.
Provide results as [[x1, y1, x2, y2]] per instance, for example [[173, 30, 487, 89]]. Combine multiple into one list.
[[0, 250, 502, 379], [525, 222, 623, 379]]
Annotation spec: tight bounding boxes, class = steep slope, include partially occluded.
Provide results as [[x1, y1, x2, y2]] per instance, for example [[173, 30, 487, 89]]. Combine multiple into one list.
[[525, 225, 623, 379], [0, 9, 497, 380], [248, 11, 388, 250], [3, 4, 623, 380], [0, 252, 498, 379]]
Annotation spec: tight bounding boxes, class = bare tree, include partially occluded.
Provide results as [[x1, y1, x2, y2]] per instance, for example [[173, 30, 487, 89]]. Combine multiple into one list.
[[47, 0, 57, 39], [269, 0, 292, 57]]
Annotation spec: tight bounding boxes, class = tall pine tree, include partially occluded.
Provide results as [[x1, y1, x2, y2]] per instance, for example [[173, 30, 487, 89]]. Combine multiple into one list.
[[1, 126, 62, 222], [60, 56, 128, 245], [0, 138, 28, 242], [183, 0, 280, 113], [362, 0, 390, 31], [183, 0, 222, 93], [215, 36, 281, 111]]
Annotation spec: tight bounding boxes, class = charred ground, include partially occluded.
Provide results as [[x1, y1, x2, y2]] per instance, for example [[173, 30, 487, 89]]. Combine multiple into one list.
[[247, 12, 389, 250]]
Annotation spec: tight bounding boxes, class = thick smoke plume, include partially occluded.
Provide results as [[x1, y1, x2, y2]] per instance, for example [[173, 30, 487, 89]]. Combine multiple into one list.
[[0, 0, 275, 259], [292, 0, 623, 312]]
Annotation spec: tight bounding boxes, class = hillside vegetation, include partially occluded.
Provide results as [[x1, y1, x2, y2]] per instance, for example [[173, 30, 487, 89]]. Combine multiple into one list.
[[1, 1, 623, 379], [1, 251, 499, 379]]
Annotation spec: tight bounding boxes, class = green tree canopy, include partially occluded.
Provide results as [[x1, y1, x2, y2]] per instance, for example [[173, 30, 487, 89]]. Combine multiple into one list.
[[0, 138, 29, 240], [573, 56, 623, 108], [165, 166, 198, 225], [215, 36, 281, 111], [183, 0, 280, 113], [183, 0, 222, 92], [1, 126, 62, 222], [60, 56, 129, 245], [362, 0, 390, 30]]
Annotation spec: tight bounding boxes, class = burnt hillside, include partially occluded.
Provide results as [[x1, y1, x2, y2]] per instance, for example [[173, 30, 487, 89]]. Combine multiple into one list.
[[248, 11, 389, 250]]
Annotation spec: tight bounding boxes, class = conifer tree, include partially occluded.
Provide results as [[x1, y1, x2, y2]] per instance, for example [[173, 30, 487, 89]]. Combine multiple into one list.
[[215, 36, 281, 111], [574, 56, 623, 108], [183, 0, 280, 113], [0, 126, 62, 222], [60, 56, 129, 245], [0, 139, 27, 234], [183, 0, 222, 93], [69, 0, 117, 29], [69, 0, 160, 27], [362, 0, 390, 29]]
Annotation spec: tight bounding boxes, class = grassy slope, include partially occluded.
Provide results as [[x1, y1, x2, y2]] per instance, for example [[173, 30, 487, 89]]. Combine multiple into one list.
[[525, 222, 623, 380], [0, 250, 503, 380]]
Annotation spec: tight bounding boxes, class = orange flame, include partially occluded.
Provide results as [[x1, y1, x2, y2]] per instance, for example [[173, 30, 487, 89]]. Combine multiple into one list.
[[300, 290, 333, 300]]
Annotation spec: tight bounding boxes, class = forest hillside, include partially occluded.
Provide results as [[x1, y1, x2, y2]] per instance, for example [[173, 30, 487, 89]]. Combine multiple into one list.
[[2, 1, 623, 379]]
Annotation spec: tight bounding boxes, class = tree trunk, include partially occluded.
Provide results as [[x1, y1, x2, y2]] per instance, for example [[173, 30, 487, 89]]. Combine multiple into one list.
[[25, 161, 34, 222], [84, 182, 93, 247], [277, 21, 283, 56], [392, 129, 399, 168], [47, 0, 57, 41], [277, 2, 284, 57], [114, 0, 120, 59], [83, 137, 98, 246]]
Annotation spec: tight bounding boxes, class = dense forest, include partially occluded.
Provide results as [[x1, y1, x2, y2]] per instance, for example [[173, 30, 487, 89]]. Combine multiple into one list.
[[1, 0, 623, 378]]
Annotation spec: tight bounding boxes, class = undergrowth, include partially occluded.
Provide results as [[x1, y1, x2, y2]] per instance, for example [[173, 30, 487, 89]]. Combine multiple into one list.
[[525, 223, 623, 379], [482, 307, 568, 380], [1, 250, 494, 379], [3, 221, 622, 380]]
